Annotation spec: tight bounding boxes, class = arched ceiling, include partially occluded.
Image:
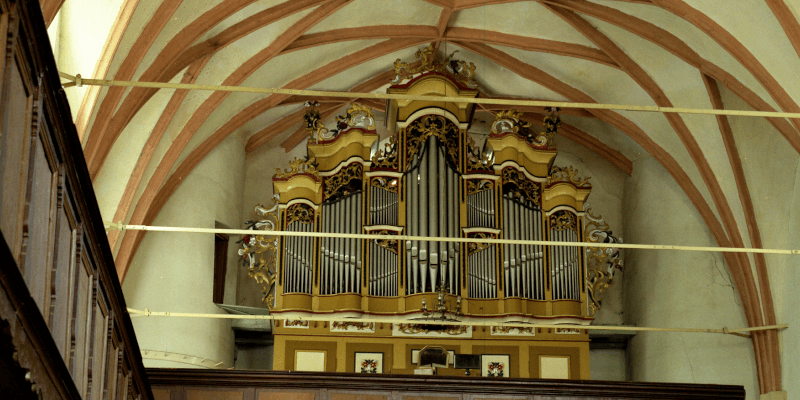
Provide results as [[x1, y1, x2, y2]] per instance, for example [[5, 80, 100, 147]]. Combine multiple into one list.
[[44, 0, 800, 394]]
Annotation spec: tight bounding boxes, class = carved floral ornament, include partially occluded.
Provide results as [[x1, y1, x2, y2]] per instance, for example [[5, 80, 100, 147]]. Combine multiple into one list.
[[305, 101, 376, 143], [274, 157, 319, 180], [502, 168, 540, 204], [372, 229, 399, 254], [323, 163, 363, 199], [584, 207, 623, 317], [490, 108, 560, 149], [238, 198, 281, 309], [397, 323, 468, 335], [371, 176, 399, 193], [547, 166, 591, 187], [466, 231, 496, 255], [286, 203, 315, 225], [392, 44, 478, 88], [466, 179, 494, 195], [491, 326, 535, 335], [370, 134, 399, 170], [549, 211, 578, 233], [405, 115, 462, 167], [332, 321, 374, 331]]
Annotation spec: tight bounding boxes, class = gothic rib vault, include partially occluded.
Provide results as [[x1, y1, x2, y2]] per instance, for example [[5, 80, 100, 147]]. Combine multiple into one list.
[[43, 0, 800, 396]]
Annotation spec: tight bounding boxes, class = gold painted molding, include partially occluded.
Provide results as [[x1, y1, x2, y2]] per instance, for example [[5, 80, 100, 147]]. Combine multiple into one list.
[[308, 128, 378, 172], [488, 134, 558, 178]]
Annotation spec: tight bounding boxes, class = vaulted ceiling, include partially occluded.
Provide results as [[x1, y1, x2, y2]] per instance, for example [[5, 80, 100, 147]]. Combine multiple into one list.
[[43, 0, 800, 394]]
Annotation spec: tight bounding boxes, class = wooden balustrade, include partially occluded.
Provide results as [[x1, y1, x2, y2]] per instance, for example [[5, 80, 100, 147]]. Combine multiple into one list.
[[0, 1, 152, 399], [147, 369, 746, 400]]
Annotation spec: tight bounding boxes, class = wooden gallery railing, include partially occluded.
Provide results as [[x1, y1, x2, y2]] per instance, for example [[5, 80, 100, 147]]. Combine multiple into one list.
[[0, 2, 152, 400]]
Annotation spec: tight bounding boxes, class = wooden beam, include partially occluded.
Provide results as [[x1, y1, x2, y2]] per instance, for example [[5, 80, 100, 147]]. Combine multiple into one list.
[[702, 73, 781, 393], [83, 0, 326, 178], [114, 38, 428, 281], [445, 27, 618, 69], [107, 55, 212, 252], [764, 0, 800, 60], [286, 25, 438, 53], [75, 0, 140, 141], [82, 0, 184, 176], [648, 0, 800, 136], [541, 0, 800, 155]]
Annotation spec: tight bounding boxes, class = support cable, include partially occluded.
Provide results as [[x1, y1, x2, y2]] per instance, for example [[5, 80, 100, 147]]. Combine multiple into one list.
[[60, 72, 800, 120], [104, 222, 800, 256]]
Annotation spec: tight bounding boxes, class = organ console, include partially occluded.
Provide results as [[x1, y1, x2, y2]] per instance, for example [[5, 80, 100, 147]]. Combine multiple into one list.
[[239, 45, 621, 378]]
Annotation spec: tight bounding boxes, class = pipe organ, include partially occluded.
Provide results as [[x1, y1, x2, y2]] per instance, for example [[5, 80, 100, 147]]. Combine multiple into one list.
[[240, 47, 621, 378]]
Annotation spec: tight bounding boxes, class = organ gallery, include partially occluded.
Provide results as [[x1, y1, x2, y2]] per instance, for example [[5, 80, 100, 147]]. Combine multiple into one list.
[[238, 47, 621, 378]]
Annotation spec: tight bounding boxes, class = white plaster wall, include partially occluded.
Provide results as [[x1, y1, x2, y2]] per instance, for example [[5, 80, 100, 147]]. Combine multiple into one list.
[[50, 0, 125, 120], [590, 349, 626, 381], [717, 85, 799, 399], [122, 133, 246, 368], [623, 156, 758, 399]]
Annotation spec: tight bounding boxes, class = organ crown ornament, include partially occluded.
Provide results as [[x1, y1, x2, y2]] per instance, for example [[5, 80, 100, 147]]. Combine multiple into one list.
[[241, 47, 619, 328]]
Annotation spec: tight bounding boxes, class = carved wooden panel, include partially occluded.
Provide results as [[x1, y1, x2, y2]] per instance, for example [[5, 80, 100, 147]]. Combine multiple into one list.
[[0, 2, 153, 400]]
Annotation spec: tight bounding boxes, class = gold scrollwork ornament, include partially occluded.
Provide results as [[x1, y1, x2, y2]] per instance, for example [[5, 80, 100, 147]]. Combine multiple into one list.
[[239, 197, 281, 309], [371, 133, 399, 170], [275, 157, 319, 179], [371, 176, 399, 193], [372, 229, 399, 254], [583, 207, 622, 316], [405, 115, 461, 168], [466, 232, 496, 255], [324, 163, 363, 199], [466, 179, 494, 195], [549, 211, 577, 232], [286, 203, 315, 225], [502, 168, 540, 204], [392, 45, 478, 88], [547, 166, 590, 187]]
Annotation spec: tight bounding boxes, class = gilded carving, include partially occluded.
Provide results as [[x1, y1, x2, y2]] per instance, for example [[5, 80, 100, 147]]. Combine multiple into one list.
[[584, 207, 622, 316], [550, 211, 577, 233], [304, 101, 331, 143], [397, 323, 468, 335], [491, 108, 558, 149], [370, 133, 399, 170], [286, 203, 314, 225], [275, 157, 319, 180], [239, 197, 281, 309], [502, 168, 540, 204], [305, 102, 376, 144], [392, 44, 478, 88], [332, 321, 375, 331], [372, 229, 399, 254], [405, 115, 461, 168], [465, 135, 493, 171], [371, 176, 399, 194], [555, 327, 582, 334], [547, 166, 591, 187], [466, 179, 494, 195], [491, 326, 535, 335], [324, 163, 363, 199], [466, 231, 496, 255], [284, 320, 310, 328], [336, 103, 376, 131]]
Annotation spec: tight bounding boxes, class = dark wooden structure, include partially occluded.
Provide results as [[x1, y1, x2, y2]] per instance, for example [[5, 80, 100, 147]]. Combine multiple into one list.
[[0, 1, 152, 399], [147, 369, 745, 400]]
